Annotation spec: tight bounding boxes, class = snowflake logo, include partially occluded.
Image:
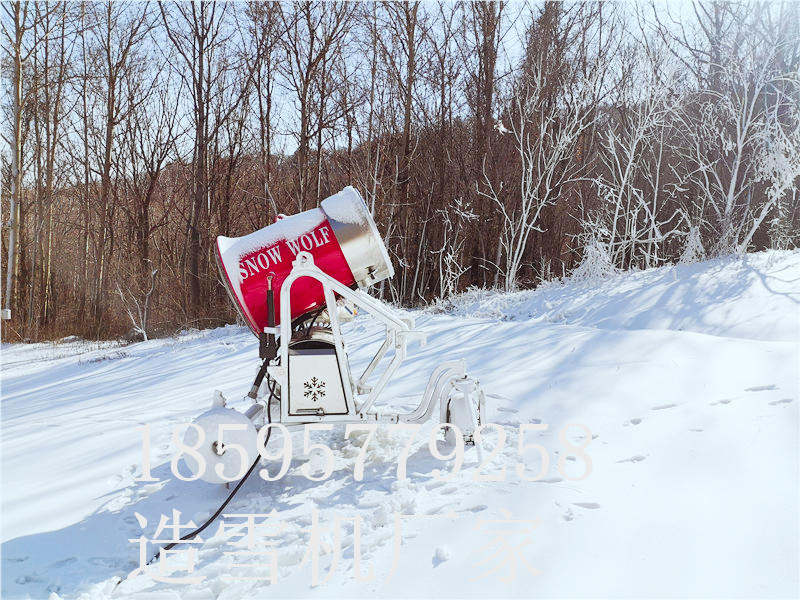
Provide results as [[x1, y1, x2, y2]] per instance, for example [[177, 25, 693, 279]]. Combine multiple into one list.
[[303, 377, 326, 402]]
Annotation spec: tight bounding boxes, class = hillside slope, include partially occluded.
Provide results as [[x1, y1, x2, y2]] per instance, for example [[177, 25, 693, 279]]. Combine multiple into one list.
[[2, 250, 798, 599]]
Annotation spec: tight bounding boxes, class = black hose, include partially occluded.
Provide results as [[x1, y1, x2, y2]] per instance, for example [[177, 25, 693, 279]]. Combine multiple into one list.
[[144, 385, 275, 566], [117, 288, 282, 585], [248, 357, 272, 399]]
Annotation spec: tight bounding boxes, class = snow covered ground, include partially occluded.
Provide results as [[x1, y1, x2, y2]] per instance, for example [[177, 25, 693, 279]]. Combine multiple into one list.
[[2, 250, 798, 599]]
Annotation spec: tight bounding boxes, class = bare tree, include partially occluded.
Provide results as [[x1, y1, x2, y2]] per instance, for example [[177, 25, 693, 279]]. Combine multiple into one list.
[[384, 1, 421, 206], [465, 1, 504, 180], [280, 1, 353, 210], [462, 1, 505, 287], [159, 1, 252, 316], [115, 58, 181, 339], [1, 2, 38, 320], [243, 1, 283, 225], [84, 1, 152, 334]]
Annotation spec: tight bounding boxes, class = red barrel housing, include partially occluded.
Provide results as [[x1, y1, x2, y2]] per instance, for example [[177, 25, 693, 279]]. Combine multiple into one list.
[[216, 187, 393, 334]]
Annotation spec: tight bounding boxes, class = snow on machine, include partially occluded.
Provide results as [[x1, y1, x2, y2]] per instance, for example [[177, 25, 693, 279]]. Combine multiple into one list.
[[185, 186, 485, 484]]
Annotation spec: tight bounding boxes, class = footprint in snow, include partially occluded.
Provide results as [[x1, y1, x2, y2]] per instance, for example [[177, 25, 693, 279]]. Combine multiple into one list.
[[539, 476, 563, 483], [432, 546, 451, 567], [48, 557, 77, 569], [769, 398, 793, 405], [88, 557, 122, 569], [624, 418, 642, 426], [425, 505, 451, 516], [651, 403, 678, 411], [617, 455, 647, 463], [711, 399, 733, 405], [572, 502, 601, 509], [689, 428, 704, 432], [496, 406, 519, 413], [745, 384, 778, 392]]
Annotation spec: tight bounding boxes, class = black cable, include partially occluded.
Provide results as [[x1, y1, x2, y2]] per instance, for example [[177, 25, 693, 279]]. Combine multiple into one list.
[[289, 306, 326, 339], [303, 307, 325, 337], [116, 285, 283, 586], [144, 388, 275, 566], [267, 374, 279, 402]]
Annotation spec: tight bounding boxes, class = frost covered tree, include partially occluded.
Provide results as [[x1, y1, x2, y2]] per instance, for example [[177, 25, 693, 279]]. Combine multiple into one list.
[[481, 52, 597, 291], [659, 2, 800, 256], [675, 51, 798, 255], [116, 266, 157, 341], [740, 75, 800, 252], [434, 198, 477, 299], [589, 44, 686, 270]]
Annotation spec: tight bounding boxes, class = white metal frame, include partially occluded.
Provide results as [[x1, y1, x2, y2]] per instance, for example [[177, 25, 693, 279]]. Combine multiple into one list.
[[265, 252, 483, 430]]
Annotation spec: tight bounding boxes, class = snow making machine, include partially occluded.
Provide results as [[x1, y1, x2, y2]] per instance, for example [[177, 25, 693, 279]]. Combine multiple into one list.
[[185, 186, 485, 484]]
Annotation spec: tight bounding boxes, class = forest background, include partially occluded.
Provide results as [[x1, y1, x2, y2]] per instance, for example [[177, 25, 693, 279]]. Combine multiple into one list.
[[2, 1, 798, 341]]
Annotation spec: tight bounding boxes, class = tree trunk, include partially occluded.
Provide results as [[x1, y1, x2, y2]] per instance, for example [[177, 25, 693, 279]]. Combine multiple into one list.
[[4, 2, 24, 319]]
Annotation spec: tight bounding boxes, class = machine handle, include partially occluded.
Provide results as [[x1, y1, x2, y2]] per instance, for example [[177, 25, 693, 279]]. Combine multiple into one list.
[[260, 274, 277, 360]]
